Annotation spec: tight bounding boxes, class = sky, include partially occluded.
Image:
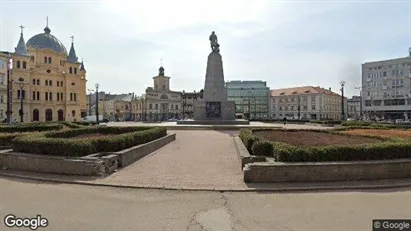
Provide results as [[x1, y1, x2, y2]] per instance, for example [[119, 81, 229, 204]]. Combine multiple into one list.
[[0, 0, 410, 97]]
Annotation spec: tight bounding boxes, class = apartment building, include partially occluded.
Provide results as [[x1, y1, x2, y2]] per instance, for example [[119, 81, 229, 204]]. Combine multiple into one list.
[[182, 90, 203, 119], [347, 96, 362, 119], [361, 48, 411, 120], [270, 86, 347, 121]]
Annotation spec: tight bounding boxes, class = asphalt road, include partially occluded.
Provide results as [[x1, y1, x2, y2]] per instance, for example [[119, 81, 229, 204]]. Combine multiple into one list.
[[1, 177, 410, 231]]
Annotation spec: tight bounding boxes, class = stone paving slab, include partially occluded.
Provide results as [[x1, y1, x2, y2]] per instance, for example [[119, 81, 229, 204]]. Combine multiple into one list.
[[101, 130, 245, 189]]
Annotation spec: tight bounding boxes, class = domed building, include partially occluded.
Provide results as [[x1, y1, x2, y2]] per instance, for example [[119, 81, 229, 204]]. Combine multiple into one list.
[[10, 22, 87, 122]]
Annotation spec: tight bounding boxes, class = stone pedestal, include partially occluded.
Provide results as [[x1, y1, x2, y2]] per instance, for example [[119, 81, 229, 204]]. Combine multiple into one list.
[[178, 45, 249, 125]]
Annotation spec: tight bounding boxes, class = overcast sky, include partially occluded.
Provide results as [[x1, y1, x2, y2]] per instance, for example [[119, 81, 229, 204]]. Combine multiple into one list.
[[1, 0, 410, 97]]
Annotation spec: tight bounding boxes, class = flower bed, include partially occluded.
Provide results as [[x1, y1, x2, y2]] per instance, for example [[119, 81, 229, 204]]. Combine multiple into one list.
[[239, 128, 411, 162], [11, 126, 167, 157]]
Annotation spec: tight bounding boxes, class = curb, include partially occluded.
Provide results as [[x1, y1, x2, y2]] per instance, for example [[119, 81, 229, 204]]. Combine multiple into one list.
[[1, 172, 410, 193]]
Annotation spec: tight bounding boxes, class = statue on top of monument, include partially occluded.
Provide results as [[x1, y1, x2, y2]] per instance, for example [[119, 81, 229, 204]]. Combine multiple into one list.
[[209, 31, 220, 53]]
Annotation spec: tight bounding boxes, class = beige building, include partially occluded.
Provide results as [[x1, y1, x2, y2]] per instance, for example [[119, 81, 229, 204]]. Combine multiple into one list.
[[0, 52, 9, 122], [8, 23, 87, 122], [361, 48, 411, 120], [181, 90, 203, 118], [270, 86, 347, 121], [142, 66, 182, 121]]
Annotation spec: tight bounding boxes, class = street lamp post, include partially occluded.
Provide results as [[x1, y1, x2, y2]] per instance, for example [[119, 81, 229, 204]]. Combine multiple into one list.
[[297, 95, 301, 120], [340, 81, 346, 121], [18, 78, 27, 123], [247, 91, 251, 120], [182, 91, 185, 119], [95, 83, 100, 124], [354, 86, 364, 120], [6, 57, 12, 124], [87, 89, 95, 116]]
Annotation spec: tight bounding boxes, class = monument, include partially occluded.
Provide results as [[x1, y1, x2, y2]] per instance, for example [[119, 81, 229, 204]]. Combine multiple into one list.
[[177, 31, 249, 125]]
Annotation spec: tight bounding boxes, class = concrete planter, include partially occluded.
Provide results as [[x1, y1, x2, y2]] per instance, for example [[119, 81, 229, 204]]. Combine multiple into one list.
[[244, 159, 411, 183], [0, 133, 176, 176]]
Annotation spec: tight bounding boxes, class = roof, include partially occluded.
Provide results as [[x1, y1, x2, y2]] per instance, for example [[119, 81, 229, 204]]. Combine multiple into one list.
[[270, 86, 341, 97], [26, 27, 68, 55]]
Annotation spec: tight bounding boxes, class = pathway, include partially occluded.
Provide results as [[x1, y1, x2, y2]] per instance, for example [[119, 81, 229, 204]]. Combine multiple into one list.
[[101, 130, 245, 189], [1, 177, 410, 231]]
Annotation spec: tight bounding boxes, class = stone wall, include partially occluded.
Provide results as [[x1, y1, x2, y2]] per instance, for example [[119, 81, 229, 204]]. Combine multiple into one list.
[[244, 159, 411, 183]]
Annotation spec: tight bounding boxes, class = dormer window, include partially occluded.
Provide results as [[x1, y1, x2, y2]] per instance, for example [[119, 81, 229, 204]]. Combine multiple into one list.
[[71, 82, 75, 86], [304, 90, 310, 93], [46, 69, 51, 73], [291, 91, 298, 95], [279, 92, 285, 95]]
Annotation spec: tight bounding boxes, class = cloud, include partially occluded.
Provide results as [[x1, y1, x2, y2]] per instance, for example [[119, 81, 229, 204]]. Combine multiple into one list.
[[0, 0, 410, 97]]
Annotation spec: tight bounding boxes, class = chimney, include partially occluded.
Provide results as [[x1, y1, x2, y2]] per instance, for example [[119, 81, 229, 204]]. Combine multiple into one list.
[[329, 87, 331, 91]]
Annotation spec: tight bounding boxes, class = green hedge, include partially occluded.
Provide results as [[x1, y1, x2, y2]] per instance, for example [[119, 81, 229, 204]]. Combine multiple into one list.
[[0, 133, 26, 146], [310, 120, 342, 125], [59, 121, 84, 129], [11, 126, 167, 157], [341, 120, 411, 129], [239, 129, 260, 153], [73, 121, 98, 126], [273, 141, 411, 162], [251, 140, 274, 156], [240, 128, 411, 161], [0, 123, 63, 133]]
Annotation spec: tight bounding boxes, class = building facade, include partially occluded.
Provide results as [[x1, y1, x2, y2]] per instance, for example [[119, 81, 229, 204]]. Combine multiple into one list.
[[142, 66, 182, 121], [181, 90, 203, 119], [270, 86, 347, 121], [347, 96, 361, 119], [226, 80, 270, 119], [361, 48, 411, 120], [8, 23, 87, 122], [0, 52, 9, 122]]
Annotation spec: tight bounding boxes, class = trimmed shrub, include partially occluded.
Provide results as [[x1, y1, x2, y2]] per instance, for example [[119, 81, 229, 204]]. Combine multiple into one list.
[[310, 120, 342, 125], [273, 141, 411, 162], [59, 121, 84, 129], [245, 128, 411, 162], [0, 123, 63, 133], [0, 133, 26, 146], [251, 140, 274, 156], [11, 126, 167, 157], [73, 121, 98, 126], [239, 129, 260, 153]]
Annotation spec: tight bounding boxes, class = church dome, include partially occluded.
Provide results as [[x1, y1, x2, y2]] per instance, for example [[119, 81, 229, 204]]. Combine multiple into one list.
[[26, 27, 67, 55]]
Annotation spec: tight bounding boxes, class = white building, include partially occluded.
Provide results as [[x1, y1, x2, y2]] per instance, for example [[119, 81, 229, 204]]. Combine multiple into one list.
[[270, 86, 347, 121], [347, 96, 361, 119], [361, 48, 411, 120]]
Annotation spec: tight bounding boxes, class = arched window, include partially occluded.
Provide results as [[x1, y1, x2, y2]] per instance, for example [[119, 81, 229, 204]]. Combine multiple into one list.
[[60, 92, 63, 100], [36, 79, 40, 85], [48, 57, 52, 64], [16, 61, 21, 68], [60, 81, 63, 87], [22, 61, 27, 69], [44, 57, 47, 63], [69, 67, 72, 74], [32, 79, 36, 85], [72, 110, 75, 117], [74, 68, 77, 74]]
